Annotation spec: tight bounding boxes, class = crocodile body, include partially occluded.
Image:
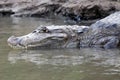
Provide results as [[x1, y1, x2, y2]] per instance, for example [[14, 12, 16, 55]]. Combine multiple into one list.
[[7, 11, 120, 49], [7, 25, 89, 49], [79, 11, 120, 48]]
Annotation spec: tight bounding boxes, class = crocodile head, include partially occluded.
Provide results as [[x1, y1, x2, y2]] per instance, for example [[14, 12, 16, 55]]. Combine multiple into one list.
[[7, 25, 88, 49]]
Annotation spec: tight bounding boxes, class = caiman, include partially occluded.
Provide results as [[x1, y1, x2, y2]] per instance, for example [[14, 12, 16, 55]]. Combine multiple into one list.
[[7, 11, 120, 49], [7, 25, 89, 49]]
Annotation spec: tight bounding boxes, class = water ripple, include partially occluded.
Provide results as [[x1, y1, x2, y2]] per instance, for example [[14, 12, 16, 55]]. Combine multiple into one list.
[[8, 49, 120, 68]]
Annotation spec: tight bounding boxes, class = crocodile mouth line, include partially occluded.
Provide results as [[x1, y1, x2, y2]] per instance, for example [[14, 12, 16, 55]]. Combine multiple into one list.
[[8, 43, 45, 49], [8, 37, 55, 49], [8, 43, 26, 49]]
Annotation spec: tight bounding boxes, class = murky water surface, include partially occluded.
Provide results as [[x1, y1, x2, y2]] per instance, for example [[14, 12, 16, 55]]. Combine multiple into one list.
[[0, 17, 120, 80]]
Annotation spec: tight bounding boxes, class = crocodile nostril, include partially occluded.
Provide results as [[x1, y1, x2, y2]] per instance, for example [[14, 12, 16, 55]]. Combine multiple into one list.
[[32, 31, 36, 33], [7, 35, 22, 46]]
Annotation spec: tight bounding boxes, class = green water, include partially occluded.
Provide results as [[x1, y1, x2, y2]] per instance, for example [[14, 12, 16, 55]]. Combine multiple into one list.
[[0, 17, 120, 80]]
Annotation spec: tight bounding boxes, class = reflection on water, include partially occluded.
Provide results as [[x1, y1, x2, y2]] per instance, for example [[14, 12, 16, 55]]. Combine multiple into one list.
[[8, 49, 120, 67], [0, 17, 120, 80], [8, 50, 84, 65], [7, 49, 120, 79]]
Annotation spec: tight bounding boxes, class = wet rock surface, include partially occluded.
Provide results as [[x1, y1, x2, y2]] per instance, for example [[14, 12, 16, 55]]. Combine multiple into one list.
[[0, 0, 120, 22]]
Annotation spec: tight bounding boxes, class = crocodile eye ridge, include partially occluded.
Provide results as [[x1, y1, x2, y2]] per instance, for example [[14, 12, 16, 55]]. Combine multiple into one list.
[[40, 27, 50, 33]]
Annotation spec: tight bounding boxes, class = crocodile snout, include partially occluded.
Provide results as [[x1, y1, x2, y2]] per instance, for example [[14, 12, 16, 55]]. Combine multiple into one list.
[[7, 36, 19, 46]]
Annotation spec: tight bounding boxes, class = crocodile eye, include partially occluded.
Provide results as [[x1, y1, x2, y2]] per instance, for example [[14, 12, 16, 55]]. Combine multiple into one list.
[[44, 29, 49, 32], [39, 27, 50, 33], [42, 28, 47, 32]]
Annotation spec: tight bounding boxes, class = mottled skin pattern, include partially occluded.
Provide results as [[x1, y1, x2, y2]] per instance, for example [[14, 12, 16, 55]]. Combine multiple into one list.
[[80, 23, 120, 48], [7, 25, 89, 49], [7, 11, 120, 49], [79, 11, 120, 49]]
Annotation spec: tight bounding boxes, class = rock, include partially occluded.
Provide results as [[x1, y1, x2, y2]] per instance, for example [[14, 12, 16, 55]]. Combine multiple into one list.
[[0, 0, 120, 21]]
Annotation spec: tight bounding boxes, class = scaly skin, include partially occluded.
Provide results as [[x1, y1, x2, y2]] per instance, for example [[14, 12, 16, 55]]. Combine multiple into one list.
[[7, 25, 89, 49], [7, 11, 120, 49], [79, 11, 120, 49]]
